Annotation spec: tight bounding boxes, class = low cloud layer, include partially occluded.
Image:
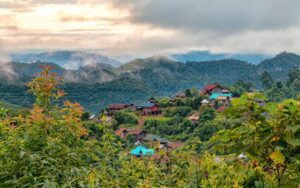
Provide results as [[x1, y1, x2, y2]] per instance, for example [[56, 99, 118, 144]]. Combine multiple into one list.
[[0, 0, 300, 60]]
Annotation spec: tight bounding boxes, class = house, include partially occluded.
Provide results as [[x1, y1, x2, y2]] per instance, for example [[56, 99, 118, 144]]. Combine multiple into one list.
[[201, 84, 225, 95], [135, 103, 160, 116], [115, 128, 128, 138], [130, 145, 154, 156], [167, 141, 183, 150], [107, 104, 129, 116], [174, 92, 186, 98], [255, 98, 266, 107], [201, 99, 210, 106], [147, 97, 159, 104], [127, 129, 147, 141], [143, 134, 169, 145], [209, 93, 232, 106], [187, 113, 199, 124]]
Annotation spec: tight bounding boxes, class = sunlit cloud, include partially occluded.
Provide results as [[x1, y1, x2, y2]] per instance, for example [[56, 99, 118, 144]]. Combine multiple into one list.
[[1, 0, 300, 59]]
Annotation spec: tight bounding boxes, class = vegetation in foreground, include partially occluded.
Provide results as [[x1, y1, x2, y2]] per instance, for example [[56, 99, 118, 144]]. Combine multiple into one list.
[[0, 66, 299, 187]]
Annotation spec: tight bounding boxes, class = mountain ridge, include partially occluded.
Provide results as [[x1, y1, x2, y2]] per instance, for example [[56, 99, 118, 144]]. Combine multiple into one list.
[[1, 52, 300, 112]]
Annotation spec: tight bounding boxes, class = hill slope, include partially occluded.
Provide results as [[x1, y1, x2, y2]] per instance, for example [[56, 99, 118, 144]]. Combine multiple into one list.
[[1, 52, 300, 112]]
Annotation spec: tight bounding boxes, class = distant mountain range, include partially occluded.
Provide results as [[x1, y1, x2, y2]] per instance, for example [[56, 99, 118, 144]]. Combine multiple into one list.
[[10, 50, 123, 69], [170, 50, 271, 64], [1, 51, 300, 112]]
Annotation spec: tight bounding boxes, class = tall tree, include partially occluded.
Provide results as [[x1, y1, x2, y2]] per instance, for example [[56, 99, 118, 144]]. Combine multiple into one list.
[[260, 71, 274, 89]]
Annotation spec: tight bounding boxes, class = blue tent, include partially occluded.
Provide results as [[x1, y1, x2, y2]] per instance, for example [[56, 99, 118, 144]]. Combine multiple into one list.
[[130, 146, 154, 156]]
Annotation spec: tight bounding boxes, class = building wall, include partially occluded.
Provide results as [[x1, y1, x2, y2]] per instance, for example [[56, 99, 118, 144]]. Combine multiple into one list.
[[212, 87, 223, 94]]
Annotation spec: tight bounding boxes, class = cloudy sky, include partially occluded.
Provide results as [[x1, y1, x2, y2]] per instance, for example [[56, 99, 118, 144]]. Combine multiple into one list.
[[1, 0, 300, 59]]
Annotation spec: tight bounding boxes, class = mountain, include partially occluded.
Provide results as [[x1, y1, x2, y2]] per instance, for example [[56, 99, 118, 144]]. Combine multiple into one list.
[[1, 52, 300, 112], [10, 50, 123, 69], [170, 50, 270, 64], [257, 52, 300, 80]]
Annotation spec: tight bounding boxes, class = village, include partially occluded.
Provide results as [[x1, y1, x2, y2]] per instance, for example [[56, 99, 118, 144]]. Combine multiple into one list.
[[86, 83, 245, 161]]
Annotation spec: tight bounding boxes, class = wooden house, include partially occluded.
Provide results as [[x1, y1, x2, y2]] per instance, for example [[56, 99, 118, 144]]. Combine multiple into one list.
[[127, 129, 147, 141], [135, 103, 160, 116], [107, 104, 129, 116], [147, 97, 159, 104], [201, 84, 225, 96], [115, 128, 128, 139]]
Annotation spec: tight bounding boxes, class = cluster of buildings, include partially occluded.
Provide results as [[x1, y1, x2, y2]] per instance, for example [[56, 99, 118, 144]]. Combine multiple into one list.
[[115, 127, 182, 158], [106, 97, 161, 116], [106, 84, 232, 117], [107, 83, 233, 158], [200, 84, 232, 111], [115, 127, 182, 148]]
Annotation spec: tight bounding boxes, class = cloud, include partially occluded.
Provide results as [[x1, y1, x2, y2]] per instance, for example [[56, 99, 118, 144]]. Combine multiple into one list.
[[122, 0, 300, 34], [0, 40, 17, 80], [1, 0, 300, 59]]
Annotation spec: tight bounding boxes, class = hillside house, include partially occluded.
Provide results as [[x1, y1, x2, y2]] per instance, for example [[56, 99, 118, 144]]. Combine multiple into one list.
[[201, 99, 210, 106], [107, 104, 129, 116], [127, 129, 147, 141], [187, 113, 200, 124], [167, 141, 183, 150], [144, 134, 169, 145], [209, 93, 232, 106], [174, 92, 186, 98], [201, 84, 225, 95], [147, 97, 159, 104], [115, 128, 128, 138], [135, 103, 161, 115]]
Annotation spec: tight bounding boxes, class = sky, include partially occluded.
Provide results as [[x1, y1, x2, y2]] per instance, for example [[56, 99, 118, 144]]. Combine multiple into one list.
[[1, 0, 300, 60]]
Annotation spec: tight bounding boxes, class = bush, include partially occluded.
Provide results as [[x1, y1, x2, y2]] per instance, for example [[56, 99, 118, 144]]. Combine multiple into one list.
[[114, 110, 138, 126]]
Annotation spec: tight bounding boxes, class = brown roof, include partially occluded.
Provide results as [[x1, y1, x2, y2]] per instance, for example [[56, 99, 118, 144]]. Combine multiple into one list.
[[115, 128, 127, 137], [127, 129, 146, 135], [108, 104, 128, 109], [175, 92, 186, 98], [167, 141, 183, 150]]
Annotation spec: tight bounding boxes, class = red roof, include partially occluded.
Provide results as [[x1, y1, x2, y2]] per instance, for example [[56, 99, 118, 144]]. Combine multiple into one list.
[[127, 129, 146, 135], [203, 84, 221, 91], [201, 84, 225, 95], [115, 128, 127, 137], [108, 104, 128, 109]]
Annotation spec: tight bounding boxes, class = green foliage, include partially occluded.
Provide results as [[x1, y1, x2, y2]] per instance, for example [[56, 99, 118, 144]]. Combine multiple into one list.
[[230, 79, 256, 97], [143, 117, 195, 141], [199, 106, 217, 124], [158, 97, 172, 108], [260, 71, 274, 90], [114, 109, 138, 127], [210, 92, 300, 185], [165, 106, 193, 117]]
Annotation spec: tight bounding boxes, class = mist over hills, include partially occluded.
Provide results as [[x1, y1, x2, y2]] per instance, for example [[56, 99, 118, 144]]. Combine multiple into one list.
[[10, 50, 123, 69], [170, 50, 271, 64], [1, 51, 300, 112]]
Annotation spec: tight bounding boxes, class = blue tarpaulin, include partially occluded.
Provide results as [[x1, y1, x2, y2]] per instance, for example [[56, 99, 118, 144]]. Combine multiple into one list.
[[209, 93, 232, 100], [130, 146, 154, 156]]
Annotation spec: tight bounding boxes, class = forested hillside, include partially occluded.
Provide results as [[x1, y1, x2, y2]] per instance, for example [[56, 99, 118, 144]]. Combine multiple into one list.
[[1, 52, 300, 111], [0, 66, 298, 187]]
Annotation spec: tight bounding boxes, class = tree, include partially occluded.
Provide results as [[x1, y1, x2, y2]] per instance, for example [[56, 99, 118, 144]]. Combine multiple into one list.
[[230, 80, 255, 97], [0, 65, 122, 186], [198, 106, 216, 124], [260, 71, 274, 90], [211, 93, 300, 185], [114, 109, 138, 126]]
